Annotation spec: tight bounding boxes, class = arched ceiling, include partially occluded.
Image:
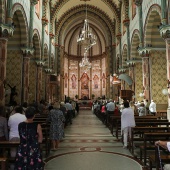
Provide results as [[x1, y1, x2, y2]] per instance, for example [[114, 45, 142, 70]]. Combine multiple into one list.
[[49, 0, 122, 56]]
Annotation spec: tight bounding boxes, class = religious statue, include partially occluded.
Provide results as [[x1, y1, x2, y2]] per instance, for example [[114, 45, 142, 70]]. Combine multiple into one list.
[[7, 84, 17, 105]]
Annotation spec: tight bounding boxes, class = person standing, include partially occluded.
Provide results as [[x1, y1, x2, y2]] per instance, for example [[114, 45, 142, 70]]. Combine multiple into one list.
[[47, 102, 65, 150], [106, 99, 115, 125], [8, 106, 26, 157], [14, 107, 44, 169], [138, 103, 146, 116], [149, 100, 157, 116], [65, 100, 73, 125], [121, 101, 136, 149]]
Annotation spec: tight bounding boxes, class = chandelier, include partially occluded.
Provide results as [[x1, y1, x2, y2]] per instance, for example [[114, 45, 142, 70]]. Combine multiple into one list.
[[79, 52, 91, 72], [77, 3, 97, 71]]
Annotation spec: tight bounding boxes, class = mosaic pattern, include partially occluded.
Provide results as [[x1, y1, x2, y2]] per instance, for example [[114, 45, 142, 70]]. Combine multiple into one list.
[[150, 51, 167, 104], [6, 50, 22, 104]]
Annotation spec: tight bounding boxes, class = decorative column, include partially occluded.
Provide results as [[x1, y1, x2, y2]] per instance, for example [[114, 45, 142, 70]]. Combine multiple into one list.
[[161, 0, 167, 25], [20, 47, 34, 103], [135, 0, 143, 47], [44, 68, 52, 102], [123, 19, 131, 60], [35, 60, 45, 102], [159, 25, 170, 119], [29, 0, 38, 47], [7, 0, 13, 24], [0, 24, 14, 104], [138, 48, 151, 100]]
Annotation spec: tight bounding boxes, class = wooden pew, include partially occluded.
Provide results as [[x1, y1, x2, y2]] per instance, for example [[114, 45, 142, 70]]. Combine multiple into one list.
[[0, 141, 20, 168], [129, 127, 170, 156], [0, 157, 8, 170], [143, 132, 170, 166], [113, 118, 168, 139], [149, 146, 170, 170], [156, 110, 167, 119]]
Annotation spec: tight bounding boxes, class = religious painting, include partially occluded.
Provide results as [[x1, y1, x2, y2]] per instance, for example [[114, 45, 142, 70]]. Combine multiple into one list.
[[80, 73, 89, 99], [64, 73, 68, 88], [93, 75, 99, 89], [71, 74, 77, 89]]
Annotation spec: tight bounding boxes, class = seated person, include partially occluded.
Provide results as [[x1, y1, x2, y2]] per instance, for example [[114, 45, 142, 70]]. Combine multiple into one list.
[[155, 140, 170, 170]]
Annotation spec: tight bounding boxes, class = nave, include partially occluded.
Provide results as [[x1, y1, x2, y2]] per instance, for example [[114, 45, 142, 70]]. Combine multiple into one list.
[[44, 109, 144, 170]]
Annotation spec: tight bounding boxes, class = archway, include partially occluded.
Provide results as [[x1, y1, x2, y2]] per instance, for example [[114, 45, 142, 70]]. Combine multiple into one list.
[[6, 7, 28, 105], [144, 6, 167, 104]]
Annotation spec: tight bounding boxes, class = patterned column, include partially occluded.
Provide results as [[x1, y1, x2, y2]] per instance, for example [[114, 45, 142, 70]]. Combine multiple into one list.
[[20, 47, 34, 103], [135, 0, 143, 46], [159, 24, 170, 114], [142, 54, 150, 100], [7, 0, 13, 24], [123, 19, 130, 60], [29, 0, 38, 47], [161, 0, 167, 24]]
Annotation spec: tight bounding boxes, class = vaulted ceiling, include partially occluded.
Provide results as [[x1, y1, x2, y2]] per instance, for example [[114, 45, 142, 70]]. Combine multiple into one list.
[[49, 0, 124, 56]]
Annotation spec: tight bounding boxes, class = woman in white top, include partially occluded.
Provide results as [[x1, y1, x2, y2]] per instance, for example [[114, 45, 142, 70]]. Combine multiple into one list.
[[121, 101, 136, 148]]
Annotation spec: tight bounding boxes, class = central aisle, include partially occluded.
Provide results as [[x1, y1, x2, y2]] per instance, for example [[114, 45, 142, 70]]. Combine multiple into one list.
[[44, 109, 144, 170]]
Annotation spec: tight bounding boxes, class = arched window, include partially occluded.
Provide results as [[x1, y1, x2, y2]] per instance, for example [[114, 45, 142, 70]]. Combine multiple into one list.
[[132, 0, 136, 19], [35, 0, 40, 18]]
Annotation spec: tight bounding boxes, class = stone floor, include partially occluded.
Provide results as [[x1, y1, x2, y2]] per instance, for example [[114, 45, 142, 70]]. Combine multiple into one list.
[[44, 109, 146, 170]]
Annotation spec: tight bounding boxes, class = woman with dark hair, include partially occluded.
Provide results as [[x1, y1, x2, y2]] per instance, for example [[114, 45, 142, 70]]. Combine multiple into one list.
[[14, 107, 44, 170], [121, 101, 136, 149], [47, 102, 65, 150]]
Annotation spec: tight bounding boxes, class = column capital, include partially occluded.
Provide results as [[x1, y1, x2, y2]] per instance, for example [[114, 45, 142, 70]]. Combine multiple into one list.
[[0, 23, 14, 38], [21, 46, 34, 56], [44, 68, 53, 74], [126, 58, 142, 67], [137, 46, 152, 57], [118, 67, 127, 74], [35, 59, 45, 67], [134, 0, 143, 6], [159, 24, 170, 40], [30, 0, 38, 6]]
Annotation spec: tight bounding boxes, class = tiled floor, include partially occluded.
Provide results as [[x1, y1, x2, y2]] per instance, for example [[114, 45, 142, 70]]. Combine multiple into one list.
[[44, 110, 145, 170]]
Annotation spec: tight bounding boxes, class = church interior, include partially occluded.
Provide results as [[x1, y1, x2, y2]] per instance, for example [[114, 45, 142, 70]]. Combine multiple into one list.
[[1, 0, 170, 170]]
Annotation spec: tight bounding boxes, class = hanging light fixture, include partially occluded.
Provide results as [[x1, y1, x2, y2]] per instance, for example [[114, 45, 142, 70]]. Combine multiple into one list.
[[77, 2, 97, 71]]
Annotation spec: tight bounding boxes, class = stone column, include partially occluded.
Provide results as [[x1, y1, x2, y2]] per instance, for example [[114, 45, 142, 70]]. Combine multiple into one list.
[[161, 0, 167, 24], [29, 0, 38, 47], [142, 54, 150, 100], [20, 47, 34, 103], [159, 25, 170, 119], [135, 0, 143, 47], [123, 19, 130, 60]]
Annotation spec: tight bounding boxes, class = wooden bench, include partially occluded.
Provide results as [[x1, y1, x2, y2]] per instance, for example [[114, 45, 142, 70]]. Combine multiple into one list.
[[149, 146, 170, 170], [129, 127, 170, 156], [0, 157, 8, 170], [143, 132, 170, 166], [113, 119, 168, 139]]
